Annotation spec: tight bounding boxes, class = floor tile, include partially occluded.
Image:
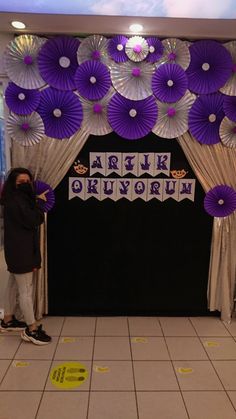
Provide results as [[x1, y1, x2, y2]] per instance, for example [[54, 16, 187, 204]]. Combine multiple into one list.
[[45, 360, 91, 391], [0, 335, 21, 359], [54, 336, 93, 360], [131, 337, 169, 360], [0, 359, 51, 390], [213, 361, 236, 390], [190, 317, 230, 336], [0, 391, 42, 419], [14, 337, 58, 360], [159, 317, 197, 336], [201, 337, 236, 360], [91, 360, 134, 390], [128, 317, 162, 336], [88, 392, 138, 419], [173, 360, 223, 390], [40, 316, 65, 336], [137, 391, 189, 419], [183, 391, 236, 419], [61, 317, 96, 336], [133, 361, 178, 390], [0, 359, 11, 382], [166, 337, 208, 360], [225, 318, 236, 337], [37, 391, 89, 419], [96, 317, 129, 336], [227, 391, 236, 410], [93, 337, 131, 360]]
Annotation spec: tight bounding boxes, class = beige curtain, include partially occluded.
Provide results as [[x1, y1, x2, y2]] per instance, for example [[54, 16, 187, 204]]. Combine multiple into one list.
[[11, 129, 90, 319], [178, 132, 236, 322]]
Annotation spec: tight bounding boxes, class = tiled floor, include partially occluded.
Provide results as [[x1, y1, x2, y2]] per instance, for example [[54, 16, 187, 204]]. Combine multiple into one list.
[[1, 316, 236, 418]]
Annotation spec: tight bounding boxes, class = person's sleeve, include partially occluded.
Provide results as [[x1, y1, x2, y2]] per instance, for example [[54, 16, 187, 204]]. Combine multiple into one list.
[[15, 199, 44, 229]]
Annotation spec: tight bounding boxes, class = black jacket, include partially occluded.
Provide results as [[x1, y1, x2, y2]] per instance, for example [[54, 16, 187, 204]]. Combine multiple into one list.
[[3, 190, 44, 274]]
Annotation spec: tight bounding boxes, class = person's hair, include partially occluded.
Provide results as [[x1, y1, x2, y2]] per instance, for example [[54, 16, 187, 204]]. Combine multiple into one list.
[[0, 167, 33, 205]]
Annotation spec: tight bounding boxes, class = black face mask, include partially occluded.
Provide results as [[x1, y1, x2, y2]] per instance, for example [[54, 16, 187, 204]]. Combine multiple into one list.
[[17, 182, 34, 197]]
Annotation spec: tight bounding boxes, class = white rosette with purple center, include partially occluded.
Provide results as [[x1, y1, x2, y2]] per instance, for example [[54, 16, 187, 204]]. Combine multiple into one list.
[[7, 112, 45, 146]]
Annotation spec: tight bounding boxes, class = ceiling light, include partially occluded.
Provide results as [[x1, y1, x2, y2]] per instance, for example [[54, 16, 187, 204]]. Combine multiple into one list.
[[11, 21, 26, 29], [129, 24, 143, 33]]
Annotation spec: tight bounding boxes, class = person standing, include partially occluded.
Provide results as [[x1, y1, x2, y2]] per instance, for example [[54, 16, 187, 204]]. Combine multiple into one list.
[[0, 167, 51, 345]]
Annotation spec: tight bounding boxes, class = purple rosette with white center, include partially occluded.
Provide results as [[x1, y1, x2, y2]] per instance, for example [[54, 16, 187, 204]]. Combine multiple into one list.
[[204, 185, 236, 217], [34, 180, 55, 213], [74, 60, 111, 100], [223, 96, 236, 122], [152, 63, 188, 103], [7, 112, 45, 146], [108, 35, 128, 63], [5, 82, 40, 115], [146, 37, 164, 63]]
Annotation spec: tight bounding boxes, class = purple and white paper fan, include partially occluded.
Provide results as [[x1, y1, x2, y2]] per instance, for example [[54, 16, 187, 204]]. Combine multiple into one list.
[[110, 60, 155, 100], [38, 36, 80, 91], [77, 35, 111, 67], [7, 112, 45, 146], [34, 180, 55, 212], [108, 93, 158, 140], [5, 82, 40, 115], [156, 38, 190, 70], [108, 35, 128, 63], [220, 41, 236, 96], [79, 88, 114, 136], [188, 93, 224, 145], [204, 185, 236, 217], [220, 117, 236, 148], [74, 60, 111, 100], [146, 37, 164, 63], [223, 96, 236, 122], [186, 40, 233, 94], [152, 91, 196, 139], [4, 35, 46, 89], [37, 87, 83, 139], [125, 36, 149, 62], [152, 63, 188, 103]]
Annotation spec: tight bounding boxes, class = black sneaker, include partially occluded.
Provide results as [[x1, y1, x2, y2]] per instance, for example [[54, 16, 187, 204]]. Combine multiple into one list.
[[21, 324, 51, 345], [0, 316, 27, 331]]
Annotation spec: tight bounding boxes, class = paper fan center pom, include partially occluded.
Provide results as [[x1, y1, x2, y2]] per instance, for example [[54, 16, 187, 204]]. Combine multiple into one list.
[[18, 93, 26, 101], [209, 113, 217, 123], [24, 55, 33, 65], [92, 50, 101, 60], [93, 103, 103, 113], [90, 76, 97, 84], [202, 62, 210, 71], [233, 64, 236, 73], [59, 56, 71, 68], [53, 108, 62, 118], [167, 107, 176, 117], [167, 79, 174, 87], [133, 44, 142, 54], [149, 46, 155, 53], [117, 44, 124, 51], [132, 67, 141, 77], [21, 123, 30, 131], [168, 52, 176, 61], [129, 108, 137, 117], [218, 199, 224, 205]]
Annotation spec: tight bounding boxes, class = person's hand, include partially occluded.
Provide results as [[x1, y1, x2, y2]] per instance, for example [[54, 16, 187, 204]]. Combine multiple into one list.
[[37, 189, 49, 202]]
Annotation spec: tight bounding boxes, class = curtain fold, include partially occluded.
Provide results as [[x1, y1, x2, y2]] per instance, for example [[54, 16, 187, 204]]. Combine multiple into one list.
[[178, 132, 236, 322], [11, 129, 90, 319]]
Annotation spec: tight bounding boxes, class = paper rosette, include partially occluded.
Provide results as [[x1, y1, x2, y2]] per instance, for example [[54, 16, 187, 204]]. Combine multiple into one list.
[[125, 36, 149, 62], [108, 93, 158, 140], [38, 36, 80, 91], [74, 60, 111, 100], [220, 41, 236, 96], [204, 185, 236, 217], [152, 63, 188, 103], [108, 35, 128, 63], [219, 117, 236, 148], [7, 112, 45, 146], [5, 82, 40, 115], [186, 40, 233, 94], [37, 87, 83, 139], [79, 88, 114, 136], [146, 37, 164, 63], [110, 60, 155, 100], [34, 180, 55, 212], [152, 91, 196, 139], [223, 96, 236, 122], [188, 93, 224, 145], [4, 35, 46, 89], [156, 38, 190, 70], [77, 35, 111, 67]]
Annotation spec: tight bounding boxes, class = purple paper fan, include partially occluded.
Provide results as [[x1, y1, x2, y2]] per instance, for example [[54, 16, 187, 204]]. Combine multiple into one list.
[[38, 36, 80, 91], [223, 96, 236, 122], [108, 93, 158, 140], [34, 180, 55, 212], [5, 82, 40, 115], [74, 60, 111, 100], [186, 40, 233, 94], [146, 37, 164, 63], [37, 87, 83, 139], [204, 185, 236, 217], [108, 35, 128, 63], [188, 93, 224, 145], [152, 63, 188, 103]]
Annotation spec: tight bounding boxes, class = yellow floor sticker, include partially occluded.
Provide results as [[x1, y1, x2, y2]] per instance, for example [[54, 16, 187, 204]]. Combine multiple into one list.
[[131, 337, 148, 343], [50, 362, 88, 389], [93, 365, 110, 373], [177, 367, 194, 374], [204, 341, 220, 347]]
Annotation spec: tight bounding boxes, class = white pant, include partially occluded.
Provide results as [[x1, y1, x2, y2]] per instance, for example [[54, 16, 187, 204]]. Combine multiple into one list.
[[4, 272, 36, 326]]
